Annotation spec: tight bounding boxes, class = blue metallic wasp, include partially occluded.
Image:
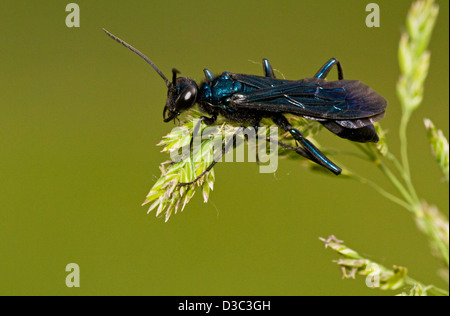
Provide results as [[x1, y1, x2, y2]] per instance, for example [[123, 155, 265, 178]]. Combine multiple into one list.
[[104, 29, 387, 182]]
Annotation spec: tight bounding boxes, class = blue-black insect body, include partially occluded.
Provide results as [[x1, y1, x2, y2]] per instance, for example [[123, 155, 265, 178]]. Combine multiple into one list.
[[104, 29, 387, 180]]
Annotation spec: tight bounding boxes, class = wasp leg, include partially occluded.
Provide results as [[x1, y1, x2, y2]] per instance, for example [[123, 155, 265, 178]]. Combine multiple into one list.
[[262, 58, 276, 78], [253, 124, 260, 165], [266, 134, 334, 169], [169, 118, 206, 165], [170, 114, 218, 165], [201, 114, 217, 125], [314, 58, 344, 80], [272, 115, 342, 175], [178, 127, 245, 187], [265, 136, 315, 161], [203, 68, 214, 83]]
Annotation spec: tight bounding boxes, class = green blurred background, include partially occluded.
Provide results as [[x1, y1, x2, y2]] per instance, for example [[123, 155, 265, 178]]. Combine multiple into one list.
[[0, 0, 448, 296]]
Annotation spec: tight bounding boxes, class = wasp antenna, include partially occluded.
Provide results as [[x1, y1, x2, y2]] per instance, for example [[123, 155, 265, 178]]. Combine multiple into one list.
[[171, 68, 180, 85], [103, 28, 171, 87]]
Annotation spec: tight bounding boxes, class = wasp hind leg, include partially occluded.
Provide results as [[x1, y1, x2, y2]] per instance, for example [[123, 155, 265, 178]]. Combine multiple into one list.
[[314, 58, 344, 80], [272, 114, 342, 175]]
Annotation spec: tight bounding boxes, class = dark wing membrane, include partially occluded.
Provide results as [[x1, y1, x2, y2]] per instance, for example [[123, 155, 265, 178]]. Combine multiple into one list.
[[229, 73, 292, 89], [229, 76, 387, 121]]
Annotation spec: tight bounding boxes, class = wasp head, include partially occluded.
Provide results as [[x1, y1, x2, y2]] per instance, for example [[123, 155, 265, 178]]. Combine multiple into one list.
[[163, 69, 198, 123]]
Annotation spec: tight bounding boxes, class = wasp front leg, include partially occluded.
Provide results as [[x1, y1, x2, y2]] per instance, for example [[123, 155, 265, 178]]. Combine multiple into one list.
[[203, 68, 215, 83], [178, 127, 245, 186], [200, 113, 218, 125]]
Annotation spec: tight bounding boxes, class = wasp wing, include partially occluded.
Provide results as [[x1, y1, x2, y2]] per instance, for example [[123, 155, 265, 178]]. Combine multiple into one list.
[[229, 73, 292, 89], [229, 74, 387, 124]]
